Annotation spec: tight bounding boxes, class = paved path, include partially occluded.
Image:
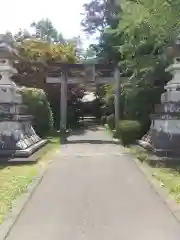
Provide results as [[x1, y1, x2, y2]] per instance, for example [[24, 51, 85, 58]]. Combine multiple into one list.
[[4, 127, 180, 239]]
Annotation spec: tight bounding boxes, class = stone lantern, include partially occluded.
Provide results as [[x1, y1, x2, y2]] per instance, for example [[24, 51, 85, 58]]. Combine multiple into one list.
[[0, 34, 46, 158], [140, 35, 180, 158]]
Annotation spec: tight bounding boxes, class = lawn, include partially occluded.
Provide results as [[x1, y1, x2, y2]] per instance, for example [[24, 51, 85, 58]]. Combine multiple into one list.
[[126, 146, 180, 204], [0, 136, 60, 224], [149, 166, 180, 203]]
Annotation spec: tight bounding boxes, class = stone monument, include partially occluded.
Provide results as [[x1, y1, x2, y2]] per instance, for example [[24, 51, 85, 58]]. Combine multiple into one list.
[[0, 34, 46, 157], [139, 36, 180, 157]]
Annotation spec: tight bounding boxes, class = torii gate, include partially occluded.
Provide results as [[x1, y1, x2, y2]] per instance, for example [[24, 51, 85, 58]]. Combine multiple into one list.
[[46, 63, 120, 134]]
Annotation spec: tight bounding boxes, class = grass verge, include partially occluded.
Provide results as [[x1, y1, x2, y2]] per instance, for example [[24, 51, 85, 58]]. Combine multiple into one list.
[[0, 136, 60, 224], [126, 145, 180, 204]]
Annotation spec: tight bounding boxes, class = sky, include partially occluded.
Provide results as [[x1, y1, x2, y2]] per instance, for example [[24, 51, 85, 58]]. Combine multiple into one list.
[[0, 0, 97, 49]]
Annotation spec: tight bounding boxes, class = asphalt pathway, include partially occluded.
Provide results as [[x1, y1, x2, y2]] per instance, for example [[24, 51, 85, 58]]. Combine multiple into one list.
[[4, 127, 180, 239]]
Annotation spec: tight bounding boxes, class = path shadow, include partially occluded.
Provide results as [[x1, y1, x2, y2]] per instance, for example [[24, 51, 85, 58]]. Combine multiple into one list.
[[0, 158, 36, 172], [136, 145, 180, 170], [0, 156, 37, 166], [0, 142, 50, 167], [150, 159, 180, 170], [68, 122, 102, 137], [66, 140, 118, 145], [69, 126, 100, 136]]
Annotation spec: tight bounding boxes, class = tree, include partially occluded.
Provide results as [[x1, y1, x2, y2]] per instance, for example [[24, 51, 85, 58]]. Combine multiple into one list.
[[30, 19, 84, 60], [82, 46, 97, 60], [81, 0, 180, 132], [31, 18, 65, 43], [14, 38, 77, 78], [66, 36, 84, 60], [112, 0, 180, 88], [81, 0, 120, 34], [108, 0, 180, 131], [81, 0, 121, 63]]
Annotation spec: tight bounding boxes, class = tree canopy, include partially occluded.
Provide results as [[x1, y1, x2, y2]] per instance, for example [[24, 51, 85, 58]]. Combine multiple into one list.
[[82, 0, 180, 78], [6, 19, 79, 77], [116, 0, 180, 85], [31, 18, 65, 43], [81, 0, 180, 132], [81, 0, 121, 63]]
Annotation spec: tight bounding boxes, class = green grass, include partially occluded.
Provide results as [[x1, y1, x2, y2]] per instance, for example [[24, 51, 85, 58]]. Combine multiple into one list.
[[150, 167, 180, 203], [126, 146, 180, 204], [0, 136, 60, 224]]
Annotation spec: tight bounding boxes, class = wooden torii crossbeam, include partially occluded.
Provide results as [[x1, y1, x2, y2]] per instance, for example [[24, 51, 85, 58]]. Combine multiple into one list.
[[46, 63, 120, 134]]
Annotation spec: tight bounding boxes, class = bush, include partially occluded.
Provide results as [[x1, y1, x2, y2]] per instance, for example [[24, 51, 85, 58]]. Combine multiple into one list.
[[20, 87, 54, 137], [115, 120, 141, 145], [106, 114, 115, 130], [123, 87, 163, 133]]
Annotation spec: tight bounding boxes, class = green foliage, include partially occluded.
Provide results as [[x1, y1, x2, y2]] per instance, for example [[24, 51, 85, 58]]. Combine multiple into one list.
[[82, 0, 112, 34], [123, 86, 163, 134], [9, 19, 78, 77], [115, 120, 141, 145], [13, 39, 78, 81], [82, 0, 180, 133], [106, 114, 115, 130], [102, 85, 125, 119], [103, 89, 115, 116], [19, 39, 77, 64], [81, 0, 121, 63], [117, 0, 180, 82], [20, 87, 54, 136]]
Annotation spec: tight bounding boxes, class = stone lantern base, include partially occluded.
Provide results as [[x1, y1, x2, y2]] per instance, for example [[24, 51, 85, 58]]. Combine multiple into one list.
[[0, 119, 47, 158], [151, 108, 180, 157], [139, 102, 180, 159]]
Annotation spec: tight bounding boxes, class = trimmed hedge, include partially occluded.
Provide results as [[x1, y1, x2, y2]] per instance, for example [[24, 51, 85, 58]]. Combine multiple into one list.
[[115, 120, 141, 145], [106, 114, 115, 130], [20, 87, 54, 137]]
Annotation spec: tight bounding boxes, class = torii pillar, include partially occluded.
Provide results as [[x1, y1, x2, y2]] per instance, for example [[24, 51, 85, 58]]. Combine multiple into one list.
[[114, 67, 120, 131], [60, 72, 67, 135]]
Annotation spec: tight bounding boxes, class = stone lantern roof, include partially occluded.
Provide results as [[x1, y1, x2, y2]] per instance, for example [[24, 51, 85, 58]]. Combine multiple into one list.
[[0, 34, 18, 76], [0, 34, 19, 59]]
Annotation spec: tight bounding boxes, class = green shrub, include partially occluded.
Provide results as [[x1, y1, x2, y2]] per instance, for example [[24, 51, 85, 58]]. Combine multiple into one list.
[[106, 114, 115, 130], [123, 87, 163, 134], [116, 120, 141, 145], [20, 87, 54, 137]]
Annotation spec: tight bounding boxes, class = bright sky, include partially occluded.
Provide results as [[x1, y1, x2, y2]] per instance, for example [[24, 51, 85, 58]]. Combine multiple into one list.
[[0, 0, 97, 48]]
